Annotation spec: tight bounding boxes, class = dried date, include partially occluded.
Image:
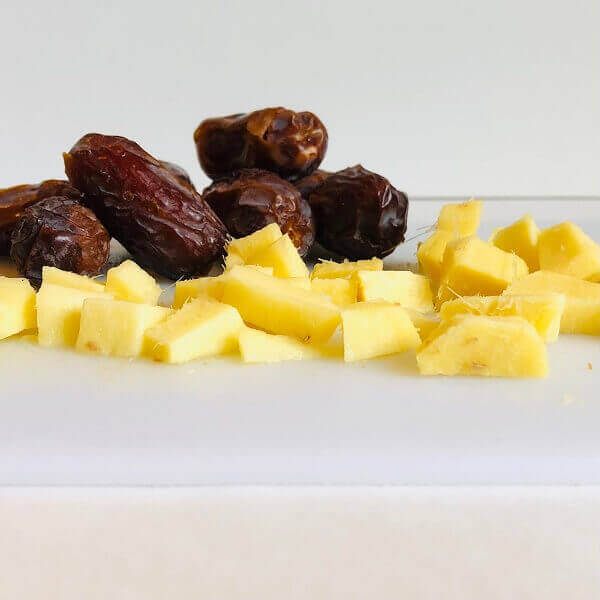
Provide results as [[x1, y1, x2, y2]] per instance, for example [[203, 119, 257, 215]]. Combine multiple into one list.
[[308, 165, 408, 259], [202, 169, 315, 257], [294, 169, 332, 200], [160, 161, 196, 190], [64, 134, 228, 279], [10, 196, 110, 285], [0, 180, 81, 255], [194, 107, 328, 181]]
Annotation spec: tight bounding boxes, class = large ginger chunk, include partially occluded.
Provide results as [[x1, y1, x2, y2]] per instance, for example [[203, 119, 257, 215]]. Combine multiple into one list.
[[537, 222, 600, 282], [0, 277, 37, 339], [247, 234, 309, 278], [504, 270, 600, 335], [437, 237, 528, 306], [226, 223, 282, 262], [311, 278, 357, 306], [416, 315, 548, 378], [42, 266, 105, 294], [489, 215, 540, 271], [239, 327, 319, 363], [436, 199, 482, 237], [355, 270, 433, 312], [440, 294, 564, 342]]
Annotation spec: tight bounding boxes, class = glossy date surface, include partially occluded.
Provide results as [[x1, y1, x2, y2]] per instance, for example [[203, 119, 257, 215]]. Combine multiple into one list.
[[202, 169, 315, 256], [10, 197, 110, 285], [64, 134, 227, 279], [307, 165, 408, 259], [194, 107, 328, 181], [0, 180, 81, 254], [294, 169, 332, 200]]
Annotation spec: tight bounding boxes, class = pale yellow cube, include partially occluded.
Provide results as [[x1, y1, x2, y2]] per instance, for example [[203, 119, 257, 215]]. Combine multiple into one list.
[[538, 222, 600, 282], [246, 234, 309, 278], [146, 299, 243, 364], [440, 294, 565, 342], [489, 214, 540, 271], [504, 270, 600, 335], [417, 230, 455, 285], [436, 199, 482, 236], [437, 237, 529, 306], [341, 302, 420, 362], [311, 278, 357, 307], [0, 277, 37, 340], [36, 283, 107, 347], [404, 309, 440, 342], [222, 266, 340, 342], [76, 298, 172, 357], [355, 270, 433, 312], [238, 327, 321, 363], [105, 260, 162, 305], [416, 315, 548, 378], [311, 258, 383, 280], [226, 223, 283, 261], [42, 266, 105, 293]]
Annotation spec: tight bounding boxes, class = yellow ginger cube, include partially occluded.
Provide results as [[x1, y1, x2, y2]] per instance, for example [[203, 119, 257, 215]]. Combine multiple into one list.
[[355, 270, 433, 312], [437, 237, 528, 306], [222, 266, 340, 342], [416, 315, 548, 378], [311, 278, 357, 307], [76, 298, 172, 357], [105, 260, 162, 305], [404, 309, 440, 342], [0, 277, 37, 340], [341, 302, 420, 362], [489, 215, 540, 271], [436, 199, 482, 236], [311, 258, 383, 280], [246, 234, 309, 278], [417, 230, 455, 285], [537, 222, 600, 282], [503, 270, 600, 335], [42, 266, 105, 293], [36, 283, 107, 347], [145, 299, 243, 363], [226, 223, 283, 262], [238, 327, 322, 363], [284, 277, 311, 290], [223, 252, 245, 271], [440, 294, 565, 342]]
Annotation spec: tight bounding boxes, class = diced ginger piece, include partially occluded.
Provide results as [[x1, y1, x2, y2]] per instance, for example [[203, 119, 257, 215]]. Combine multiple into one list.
[[0, 277, 37, 339], [76, 298, 172, 357], [503, 270, 600, 335], [437, 237, 528, 306], [355, 270, 433, 312], [489, 215, 540, 272], [145, 299, 243, 364], [238, 327, 323, 363], [246, 234, 309, 278], [538, 222, 600, 282], [42, 266, 105, 293], [311, 278, 357, 307], [417, 229, 455, 285], [440, 294, 564, 342], [105, 260, 162, 305], [223, 251, 245, 271], [436, 199, 482, 236], [174, 275, 227, 309], [341, 302, 420, 362], [284, 277, 311, 290], [226, 223, 283, 262], [404, 308, 440, 342], [36, 283, 107, 347], [222, 266, 340, 342], [416, 315, 548, 378], [311, 258, 383, 280]]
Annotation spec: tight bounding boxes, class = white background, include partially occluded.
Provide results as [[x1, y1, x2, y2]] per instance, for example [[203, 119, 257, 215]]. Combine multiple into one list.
[[1, 0, 599, 196]]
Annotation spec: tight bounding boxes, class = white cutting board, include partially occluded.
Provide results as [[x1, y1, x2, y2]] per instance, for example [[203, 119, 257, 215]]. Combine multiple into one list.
[[1, 198, 599, 485]]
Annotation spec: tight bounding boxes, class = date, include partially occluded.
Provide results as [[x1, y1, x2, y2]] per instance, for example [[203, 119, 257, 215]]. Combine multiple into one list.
[[194, 107, 328, 181], [160, 161, 196, 190], [308, 165, 408, 259], [64, 133, 228, 279], [10, 196, 110, 285], [294, 169, 332, 200], [202, 169, 315, 257], [0, 180, 81, 255]]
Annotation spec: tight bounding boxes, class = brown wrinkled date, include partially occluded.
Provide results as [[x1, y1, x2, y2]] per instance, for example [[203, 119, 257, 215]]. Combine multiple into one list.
[[0, 180, 81, 255], [308, 165, 408, 259], [194, 107, 328, 181], [64, 134, 227, 279], [294, 169, 332, 200], [203, 169, 315, 257], [160, 161, 196, 190], [10, 197, 110, 285]]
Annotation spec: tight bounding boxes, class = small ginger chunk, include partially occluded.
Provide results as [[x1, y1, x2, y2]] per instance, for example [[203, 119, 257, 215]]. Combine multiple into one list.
[[489, 214, 540, 272], [436, 199, 482, 237]]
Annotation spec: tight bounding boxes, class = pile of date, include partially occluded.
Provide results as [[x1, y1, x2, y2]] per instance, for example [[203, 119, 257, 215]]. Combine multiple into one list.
[[0, 107, 409, 285]]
